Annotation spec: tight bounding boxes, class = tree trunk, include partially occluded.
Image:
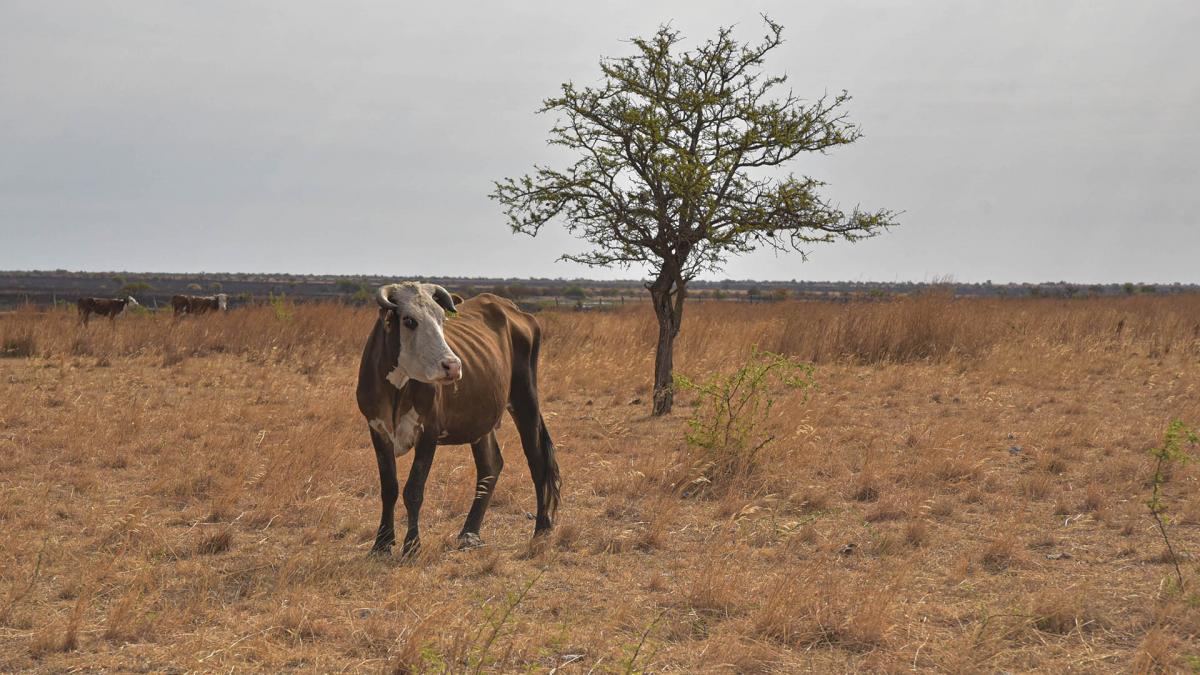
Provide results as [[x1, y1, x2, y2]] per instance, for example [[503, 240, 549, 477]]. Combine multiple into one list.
[[649, 272, 686, 416]]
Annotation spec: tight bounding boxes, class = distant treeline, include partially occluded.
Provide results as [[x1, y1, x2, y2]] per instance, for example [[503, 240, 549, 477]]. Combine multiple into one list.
[[0, 270, 1196, 310]]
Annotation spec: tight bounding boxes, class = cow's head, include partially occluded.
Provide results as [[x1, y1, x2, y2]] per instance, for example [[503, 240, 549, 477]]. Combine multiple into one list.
[[125, 297, 140, 309], [216, 294, 228, 311], [376, 283, 463, 385]]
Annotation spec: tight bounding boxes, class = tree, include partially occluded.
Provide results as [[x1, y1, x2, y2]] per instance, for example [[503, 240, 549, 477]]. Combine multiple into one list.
[[492, 19, 896, 415]]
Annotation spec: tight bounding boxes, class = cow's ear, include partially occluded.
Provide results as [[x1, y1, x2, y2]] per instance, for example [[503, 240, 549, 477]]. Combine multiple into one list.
[[451, 293, 464, 305], [431, 286, 458, 316]]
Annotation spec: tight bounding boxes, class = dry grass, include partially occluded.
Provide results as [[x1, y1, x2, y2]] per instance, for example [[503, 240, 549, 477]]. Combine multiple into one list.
[[1, 294, 1199, 671]]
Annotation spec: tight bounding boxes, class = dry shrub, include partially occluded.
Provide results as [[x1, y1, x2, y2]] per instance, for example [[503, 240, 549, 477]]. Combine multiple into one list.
[[850, 475, 881, 503], [1079, 482, 1108, 512], [904, 520, 928, 548], [386, 612, 440, 674], [686, 555, 741, 616], [1030, 588, 1103, 635], [0, 330, 35, 358], [195, 528, 234, 556], [752, 569, 896, 651], [552, 521, 581, 551], [864, 497, 907, 523], [276, 603, 332, 642], [977, 533, 1020, 573], [1021, 474, 1054, 500], [105, 576, 157, 643], [1131, 628, 1179, 673]]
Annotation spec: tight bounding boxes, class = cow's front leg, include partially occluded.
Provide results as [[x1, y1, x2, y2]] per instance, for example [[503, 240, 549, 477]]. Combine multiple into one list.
[[369, 428, 398, 554], [401, 436, 437, 558]]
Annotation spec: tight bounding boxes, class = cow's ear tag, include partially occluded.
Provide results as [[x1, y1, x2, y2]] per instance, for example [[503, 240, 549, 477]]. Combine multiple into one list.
[[446, 309, 458, 318], [383, 309, 394, 330]]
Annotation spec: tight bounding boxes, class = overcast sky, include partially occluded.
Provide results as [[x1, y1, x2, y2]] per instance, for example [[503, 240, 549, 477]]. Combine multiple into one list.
[[2, 1, 1197, 283]]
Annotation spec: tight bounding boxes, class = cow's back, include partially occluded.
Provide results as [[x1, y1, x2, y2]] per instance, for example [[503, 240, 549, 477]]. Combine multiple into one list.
[[438, 294, 530, 444]]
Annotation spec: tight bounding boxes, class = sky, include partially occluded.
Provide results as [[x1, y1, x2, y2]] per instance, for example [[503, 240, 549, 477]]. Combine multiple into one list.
[[1, 1, 1197, 283]]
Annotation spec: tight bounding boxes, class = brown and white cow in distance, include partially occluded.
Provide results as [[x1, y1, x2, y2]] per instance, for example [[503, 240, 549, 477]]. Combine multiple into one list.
[[171, 293, 228, 316], [77, 296, 139, 324], [356, 282, 561, 555]]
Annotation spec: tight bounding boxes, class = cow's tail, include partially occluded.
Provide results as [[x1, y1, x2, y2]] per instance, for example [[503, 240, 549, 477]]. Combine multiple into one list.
[[539, 415, 561, 523], [528, 321, 560, 523]]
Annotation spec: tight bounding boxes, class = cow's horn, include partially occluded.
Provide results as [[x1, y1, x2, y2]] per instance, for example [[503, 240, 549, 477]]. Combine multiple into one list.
[[376, 285, 398, 309], [431, 286, 458, 315]]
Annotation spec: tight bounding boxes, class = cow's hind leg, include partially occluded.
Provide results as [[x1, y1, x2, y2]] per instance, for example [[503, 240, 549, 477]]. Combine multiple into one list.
[[458, 431, 503, 549], [509, 385, 561, 535], [369, 428, 398, 554], [401, 437, 437, 558]]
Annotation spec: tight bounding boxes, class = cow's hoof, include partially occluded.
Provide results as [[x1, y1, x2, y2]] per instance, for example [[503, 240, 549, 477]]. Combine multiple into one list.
[[399, 539, 420, 561], [368, 545, 392, 557], [456, 532, 485, 550]]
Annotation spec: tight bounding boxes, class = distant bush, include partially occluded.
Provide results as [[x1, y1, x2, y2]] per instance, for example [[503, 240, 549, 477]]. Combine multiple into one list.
[[564, 285, 587, 300], [120, 281, 153, 295]]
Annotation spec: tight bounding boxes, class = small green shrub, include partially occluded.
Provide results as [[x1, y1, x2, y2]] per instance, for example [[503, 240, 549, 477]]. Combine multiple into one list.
[[1148, 419, 1198, 589], [269, 292, 294, 322], [675, 348, 815, 496]]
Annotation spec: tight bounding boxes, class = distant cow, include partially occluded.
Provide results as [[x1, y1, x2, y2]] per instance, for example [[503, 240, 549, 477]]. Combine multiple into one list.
[[77, 297, 139, 324], [171, 293, 228, 316], [356, 283, 560, 555]]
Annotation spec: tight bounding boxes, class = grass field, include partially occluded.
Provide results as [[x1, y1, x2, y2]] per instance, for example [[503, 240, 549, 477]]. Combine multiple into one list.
[[2, 294, 1199, 672]]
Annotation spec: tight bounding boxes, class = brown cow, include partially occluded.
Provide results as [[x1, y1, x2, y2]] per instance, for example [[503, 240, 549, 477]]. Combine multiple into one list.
[[356, 282, 560, 555], [171, 293, 228, 316], [77, 296, 139, 324]]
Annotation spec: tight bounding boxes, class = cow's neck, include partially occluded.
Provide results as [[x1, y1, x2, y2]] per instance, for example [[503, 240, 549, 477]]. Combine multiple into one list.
[[384, 366, 437, 420]]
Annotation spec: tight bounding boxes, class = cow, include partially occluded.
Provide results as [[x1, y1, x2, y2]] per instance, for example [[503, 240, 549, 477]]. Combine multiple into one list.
[[356, 282, 560, 556], [77, 296, 139, 324], [171, 293, 228, 316]]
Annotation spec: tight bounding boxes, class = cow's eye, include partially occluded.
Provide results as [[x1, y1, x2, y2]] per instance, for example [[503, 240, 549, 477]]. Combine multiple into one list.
[[402, 316, 418, 330]]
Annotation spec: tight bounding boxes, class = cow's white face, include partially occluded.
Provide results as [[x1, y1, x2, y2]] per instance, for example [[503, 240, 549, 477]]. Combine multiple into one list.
[[382, 283, 463, 385], [216, 294, 228, 311], [125, 297, 140, 310]]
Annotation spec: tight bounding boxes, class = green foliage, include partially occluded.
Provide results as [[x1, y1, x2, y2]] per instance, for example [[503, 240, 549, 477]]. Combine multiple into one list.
[[675, 348, 814, 495], [351, 286, 372, 304], [492, 18, 895, 279], [1148, 419, 1199, 589], [335, 279, 361, 294], [120, 281, 152, 295], [451, 571, 542, 673], [563, 285, 587, 300], [268, 292, 294, 322]]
